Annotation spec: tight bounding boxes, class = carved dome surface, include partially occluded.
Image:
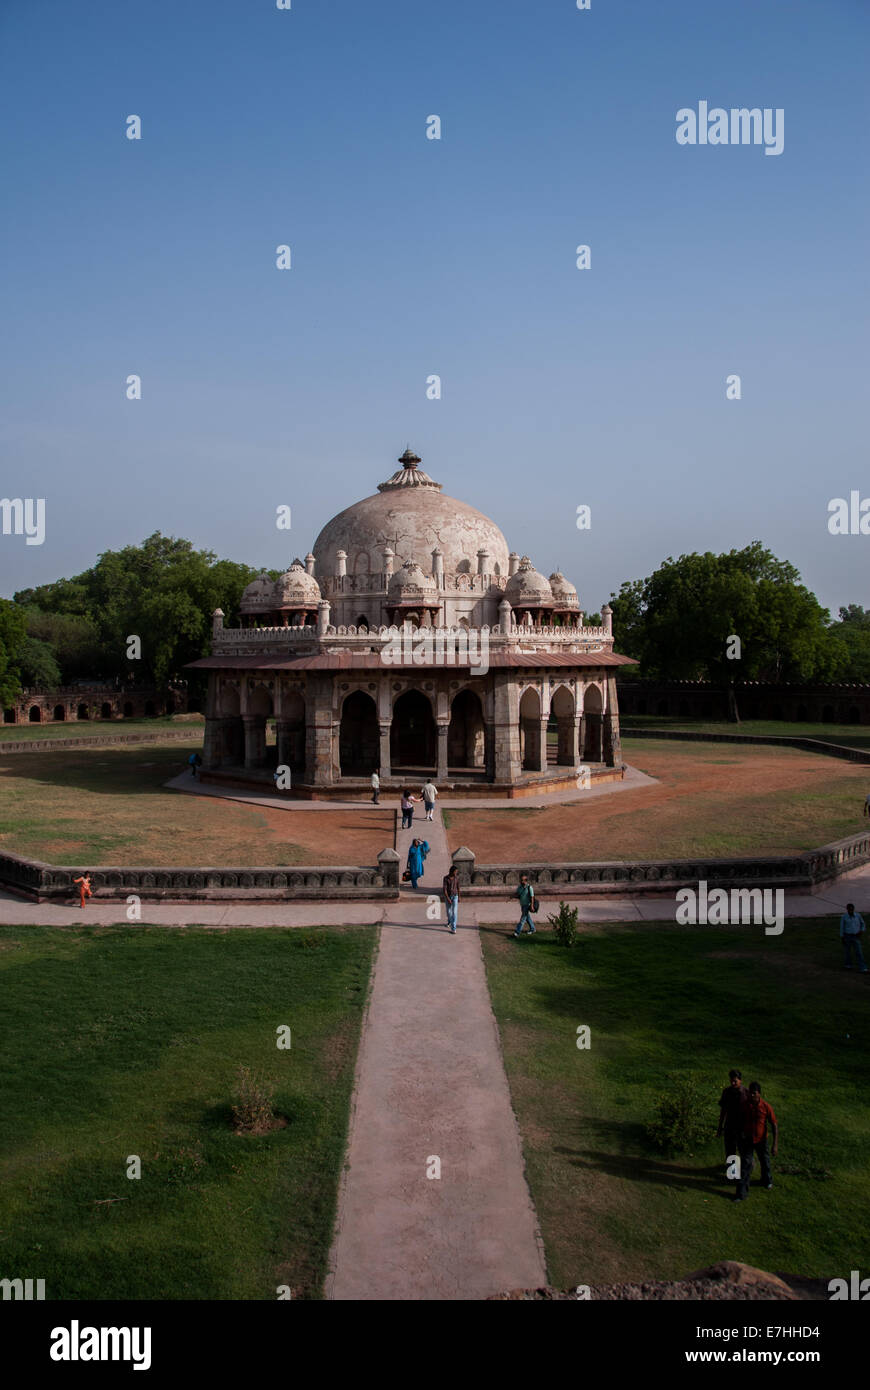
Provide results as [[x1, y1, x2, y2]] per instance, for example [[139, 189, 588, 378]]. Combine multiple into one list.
[[388, 560, 437, 598], [312, 449, 511, 581], [240, 572, 276, 612], [505, 557, 553, 605], [549, 571, 579, 607], [277, 560, 321, 606]]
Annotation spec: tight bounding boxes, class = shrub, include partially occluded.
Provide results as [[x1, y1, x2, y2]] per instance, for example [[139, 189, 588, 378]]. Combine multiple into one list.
[[646, 1075, 712, 1154], [231, 1066, 278, 1135], [547, 900, 579, 947]]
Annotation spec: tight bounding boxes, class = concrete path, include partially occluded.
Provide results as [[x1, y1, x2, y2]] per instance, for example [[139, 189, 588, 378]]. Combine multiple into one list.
[[164, 761, 658, 809], [326, 878, 547, 1299]]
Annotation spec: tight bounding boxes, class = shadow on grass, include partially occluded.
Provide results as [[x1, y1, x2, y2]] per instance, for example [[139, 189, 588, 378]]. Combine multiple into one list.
[[556, 1146, 729, 1196]]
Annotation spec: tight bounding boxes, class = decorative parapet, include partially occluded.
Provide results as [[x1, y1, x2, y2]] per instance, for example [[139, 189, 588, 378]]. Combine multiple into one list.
[[0, 850, 399, 903], [449, 830, 870, 895]]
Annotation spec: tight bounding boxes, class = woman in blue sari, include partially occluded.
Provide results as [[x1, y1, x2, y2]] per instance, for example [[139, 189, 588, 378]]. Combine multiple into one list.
[[406, 837, 429, 889]]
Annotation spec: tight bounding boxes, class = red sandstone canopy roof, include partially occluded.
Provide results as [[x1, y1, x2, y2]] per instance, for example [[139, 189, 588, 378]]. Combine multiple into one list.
[[186, 651, 637, 671]]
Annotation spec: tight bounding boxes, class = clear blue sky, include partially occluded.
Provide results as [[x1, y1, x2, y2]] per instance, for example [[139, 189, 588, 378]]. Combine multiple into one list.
[[2, 0, 868, 617]]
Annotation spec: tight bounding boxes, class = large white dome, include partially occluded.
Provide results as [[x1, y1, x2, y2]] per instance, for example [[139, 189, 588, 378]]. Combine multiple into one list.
[[312, 448, 511, 580]]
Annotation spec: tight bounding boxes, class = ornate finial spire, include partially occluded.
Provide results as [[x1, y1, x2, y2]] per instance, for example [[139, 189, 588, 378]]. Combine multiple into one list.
[[398, 446, 421, 468], [378, 447, 441, 492]]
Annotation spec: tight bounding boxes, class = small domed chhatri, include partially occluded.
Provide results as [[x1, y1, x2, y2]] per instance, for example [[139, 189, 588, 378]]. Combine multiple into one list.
[[190, 447, 635, 796]]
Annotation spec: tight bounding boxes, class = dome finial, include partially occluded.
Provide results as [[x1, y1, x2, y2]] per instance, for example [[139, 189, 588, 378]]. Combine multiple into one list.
[[398, 445, 421, 468]]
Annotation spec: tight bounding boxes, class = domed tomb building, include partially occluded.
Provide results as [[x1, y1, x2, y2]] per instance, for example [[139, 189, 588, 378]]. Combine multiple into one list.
[[189, 448, 635, 796]]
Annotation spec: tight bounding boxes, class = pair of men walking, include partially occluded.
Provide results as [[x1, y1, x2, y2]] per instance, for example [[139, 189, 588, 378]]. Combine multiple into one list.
[[716, 1069, 779, 1202]]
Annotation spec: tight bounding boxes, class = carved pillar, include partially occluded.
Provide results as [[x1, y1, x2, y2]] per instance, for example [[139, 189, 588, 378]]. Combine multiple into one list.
[[604, 675, 622, 767], [203, 716, 223, 769], [494, 675, 522, 783], [436, 722, 449, 780], [243, 715, 266, 769], [379, 722, 392, 780], [484, 719, 495, 780], [537, 716, 549, 771], [557, 715, 580, 766], [276, 719, 292, 770]]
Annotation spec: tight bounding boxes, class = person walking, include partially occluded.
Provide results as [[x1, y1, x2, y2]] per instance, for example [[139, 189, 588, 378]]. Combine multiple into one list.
[[864, 791, 870, 818], [188, 751, 202, 777], [513, 872, 536, 937], [716, 1069, 748, 1179], [421, 779, 438, 822], [400, 788, 418, 829], [734, 1081, 778, 1201], [371, 770, 380, 805], [407, 837, 429, 890], [443, 864, 460, 934], [840, 902, 868, 972], [73, 872, 92, 911]]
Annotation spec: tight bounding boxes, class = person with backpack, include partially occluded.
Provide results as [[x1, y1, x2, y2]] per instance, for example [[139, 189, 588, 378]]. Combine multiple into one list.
[[513, 872, 536, 937], [188, 751, 202, 777]]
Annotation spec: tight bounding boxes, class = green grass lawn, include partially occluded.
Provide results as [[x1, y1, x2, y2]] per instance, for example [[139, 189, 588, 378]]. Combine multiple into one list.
[[482, 917, 869, 1289], [0, 923, 375, 1299], [621, 716, 870, 751], [0, 716, 205, 742]]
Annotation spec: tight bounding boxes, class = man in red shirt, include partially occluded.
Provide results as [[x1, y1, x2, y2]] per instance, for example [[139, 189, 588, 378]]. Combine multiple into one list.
[[734, 1081, 778, 1202]]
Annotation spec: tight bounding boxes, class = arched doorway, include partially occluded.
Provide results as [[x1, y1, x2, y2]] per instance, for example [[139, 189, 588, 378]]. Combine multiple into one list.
[[77, 704, 89, 720], [519, 687, 542, 771], [550, 684, 577, 765], [53, 705, 65, 721], [100, 702, 112, 719], [391, 690, 436, 771], [340, 691, 379, 776], [582, 684, 603, 762], [29, 706, 41, 722], [3, 709, 15, 724], [123, 702, 134, 718], [448, 689, 485, 768]]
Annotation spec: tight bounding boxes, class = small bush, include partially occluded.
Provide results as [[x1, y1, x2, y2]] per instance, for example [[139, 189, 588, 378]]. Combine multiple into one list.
[[646, 1075, 712, 1154], [231, 1066, 279, 1135], [548, 901, 579, 948]]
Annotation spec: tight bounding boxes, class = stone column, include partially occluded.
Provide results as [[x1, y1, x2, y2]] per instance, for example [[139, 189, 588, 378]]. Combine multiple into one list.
[[243, 715, 266, 769], [604, 675, 622, 767], [436, 721, 449, 780], [202, 716, 223, 769], [276, 719, 292, 770], [536, 716, 549, 771], [557, 715, 580, 766], [494, 674, 522, 783], [379, 722, 392, 780], [484, 719, 496, 780]]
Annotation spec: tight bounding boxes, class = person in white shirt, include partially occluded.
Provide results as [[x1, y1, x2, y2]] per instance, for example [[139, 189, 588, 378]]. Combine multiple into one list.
[[839, 902, 868, 972], [371, 770, 380, 805], [421, 781, 437, 821]]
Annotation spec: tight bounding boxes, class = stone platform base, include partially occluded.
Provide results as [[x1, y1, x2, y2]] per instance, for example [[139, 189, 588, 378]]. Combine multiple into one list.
[[198, 765, 625, 800]]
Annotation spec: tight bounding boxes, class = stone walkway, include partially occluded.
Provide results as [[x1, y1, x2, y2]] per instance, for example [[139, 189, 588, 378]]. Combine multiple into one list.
[[326, 807, 547, 1300], [164, 761, 657, 809]]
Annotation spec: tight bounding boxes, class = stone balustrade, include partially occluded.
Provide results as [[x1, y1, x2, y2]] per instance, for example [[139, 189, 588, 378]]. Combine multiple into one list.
[[0, 847, 401, 903]]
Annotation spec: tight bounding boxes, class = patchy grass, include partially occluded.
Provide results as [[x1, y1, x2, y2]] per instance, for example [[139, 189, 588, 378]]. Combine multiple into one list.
[[447, 739, 870, 862], [482, 917, 869, 1287], [0, 923, 375, 1299], [0, 716, 204, 742], [0, 743, 393, 866], [621, 716, 870, 751]]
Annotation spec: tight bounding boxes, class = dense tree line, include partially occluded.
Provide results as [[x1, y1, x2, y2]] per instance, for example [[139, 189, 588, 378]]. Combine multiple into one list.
[[610, 542, 870, 719], [1, 533, 260, 701]]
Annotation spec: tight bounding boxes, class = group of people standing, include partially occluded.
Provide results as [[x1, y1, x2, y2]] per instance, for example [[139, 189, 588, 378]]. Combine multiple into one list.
[[370, 773, 438, 827], [716, 1070, 779, 1202]]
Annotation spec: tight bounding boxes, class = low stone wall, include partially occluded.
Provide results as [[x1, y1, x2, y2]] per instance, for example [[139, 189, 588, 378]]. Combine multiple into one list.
[[621, 726, 870, 765], [0, 729, 201, 755], [0, 848, 401, 903], [449, 831, 870, 897]]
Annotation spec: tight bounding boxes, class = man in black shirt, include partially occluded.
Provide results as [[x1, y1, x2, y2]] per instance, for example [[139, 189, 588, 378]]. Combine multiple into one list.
[[716, 1069, 747, 1180]]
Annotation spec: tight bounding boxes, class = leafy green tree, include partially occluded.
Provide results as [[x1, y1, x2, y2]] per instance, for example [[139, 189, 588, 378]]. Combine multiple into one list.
[[610, 544, 846, 720], [0, 598, 27, 706], [18, 637, 62, 689]]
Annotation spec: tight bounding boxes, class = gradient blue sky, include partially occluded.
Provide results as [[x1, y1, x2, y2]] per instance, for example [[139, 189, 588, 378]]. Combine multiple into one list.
[[2, 0, 868, 616]]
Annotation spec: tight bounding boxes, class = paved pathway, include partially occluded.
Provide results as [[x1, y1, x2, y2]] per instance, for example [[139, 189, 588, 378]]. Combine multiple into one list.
[[164, 761, 657, 809], [327, 806, 547, 1299]]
